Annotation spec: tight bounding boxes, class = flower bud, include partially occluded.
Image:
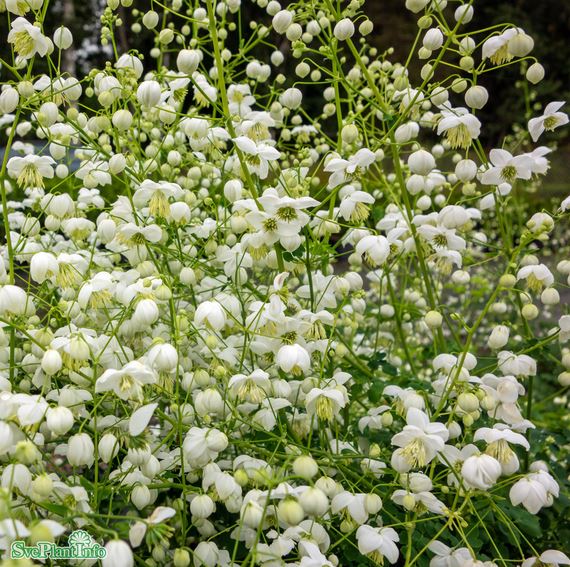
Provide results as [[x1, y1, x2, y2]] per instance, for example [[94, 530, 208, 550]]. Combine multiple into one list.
[[173, 549, 191, 567], [0, 87, 19, 114], [408, 149, 435, 175], [423, 28, 444, 50], [272, 10, 294, 34], [67, 433, 95, 467], [487, 325, 509, 350], [112, 109, 133, 131], [53, 26, 73, 49], [277, 498, 304, 525], [333, 18, 355, 41], [98, 433, 119, 463], [526, 62, 545, 84], [280, 88, 302, 109], [293, 455, 318, 479], [541, 287, 559, 305], [103, 540, 134, 567], [177, 49, 202, 74], [191, 494, 215, 519], [522, 303, 539, 320], [424, 310, 443, 329], [464, 85, 489, 109], [137, 80, 161, 107], [299, 487, 329, 516], [46, 406, 74, 435], [41, 349, 62, 375], [131, 484, 151, 509]]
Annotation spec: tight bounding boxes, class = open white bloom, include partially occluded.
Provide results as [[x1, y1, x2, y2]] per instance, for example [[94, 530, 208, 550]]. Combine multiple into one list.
[[324, 149, 376, 188], [95, 361, 158, 401], [516, 264, 554, 292], [437, 106, 481, 149], [356, 525, 400, 565], [8, 17, 51, 60], [8, 155, 55, 188], [480, 149, 532, 186], [133, 180, 183, 217], [528, 102, 569, 142], [233, 136, 280, 179], [183, 427, 228, 468], [305, 387, 348, 422], [391, 409, 449, 470], [510, 475, 552, 514]]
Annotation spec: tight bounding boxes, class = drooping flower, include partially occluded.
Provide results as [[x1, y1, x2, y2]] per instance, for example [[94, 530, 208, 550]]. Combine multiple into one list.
[[8, 17, 51, 60], [528, 102, 569, 142]]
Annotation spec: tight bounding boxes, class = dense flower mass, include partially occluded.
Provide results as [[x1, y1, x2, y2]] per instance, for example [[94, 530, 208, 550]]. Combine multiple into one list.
[[0, 0, 568, 565]]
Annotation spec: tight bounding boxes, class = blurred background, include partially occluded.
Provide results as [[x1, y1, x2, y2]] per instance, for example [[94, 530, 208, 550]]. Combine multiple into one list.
[[1, 0, 569, 195]]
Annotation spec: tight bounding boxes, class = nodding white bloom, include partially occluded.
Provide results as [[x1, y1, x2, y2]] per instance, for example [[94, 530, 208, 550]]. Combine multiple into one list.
[[233, 136, 280, 179], [510, 475, 552, 514], [338, 186, 375, 223], [0, 285, 35, 317], [305, 387, 348, 422], [461, 454, 502, 490], [95, 361, 158, 401], [133, 180, 183, 218], [355, 235, 390, 266], [67, 433, 95, 467], [474, 425, 529, 471], [227, 84, 256, 116], [480, 149, 532, 186], [528, 102, 569, 142], [428, 541, 473, 567], [522, 550, 570, 567], [391, 409, 449, 470], [118, 223, 163, 245], [103, 540, 134, 567], [356, 525, 400, 565], [497, 351, 537, 377], [183, 427, 228, 468], [276, 344, 311, 376], [194, 301, 227, 331], [324, 148, 376, 188], [331, 492, 369, 525], [437, 106, 481, 149], [299, 541, 334, 567], [391, 489, 446, 515], [482, 28, 520, 65], [7, 155, 54, 188], [487, 325, 510, 350], [8, 17, 51, 60], [516, 264, 554, 292], [228, 369, 270, 403]]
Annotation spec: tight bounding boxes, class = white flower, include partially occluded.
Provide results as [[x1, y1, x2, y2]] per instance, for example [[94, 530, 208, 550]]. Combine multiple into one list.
[[482, 28, 519, 65], [509, 475, 550, 514], [356, 525, 400, 564], [67, 433, 95, 467], [299, 541, 334, 567], [276, 344, 311, 376], [428, 541, 473, 567], [7, 155, 54, 188], [528, 102, 569, 142], [461, 454, 501, 490], [8, 17, 51, 60], [338, 187, 375, 223], [391, 408, 449, 469], [522, 550, 570, 567], [497, 351, 537, 377], [516, 264, 554, 292], [103, 540, 134, 567], [305, 387, 348, 422], [194, 301, 227, 331], [133, 180, 183, 217], [437, 106, 481, 149], [480, 149, 532, 186], [324, 149, 376, 188], [233, 136, 280, 179], [183, 427, 228, 468], [95, 361, 158, 401], [355, 234, 390, 266], [487, 325, 510, 350]]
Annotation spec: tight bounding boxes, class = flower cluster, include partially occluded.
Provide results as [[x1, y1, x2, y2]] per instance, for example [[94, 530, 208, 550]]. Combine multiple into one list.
[[0, 0, 568, 565]]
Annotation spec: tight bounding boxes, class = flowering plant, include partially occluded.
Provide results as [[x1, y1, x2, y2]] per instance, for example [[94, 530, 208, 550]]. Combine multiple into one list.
[[0, 0, 568, 565]]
